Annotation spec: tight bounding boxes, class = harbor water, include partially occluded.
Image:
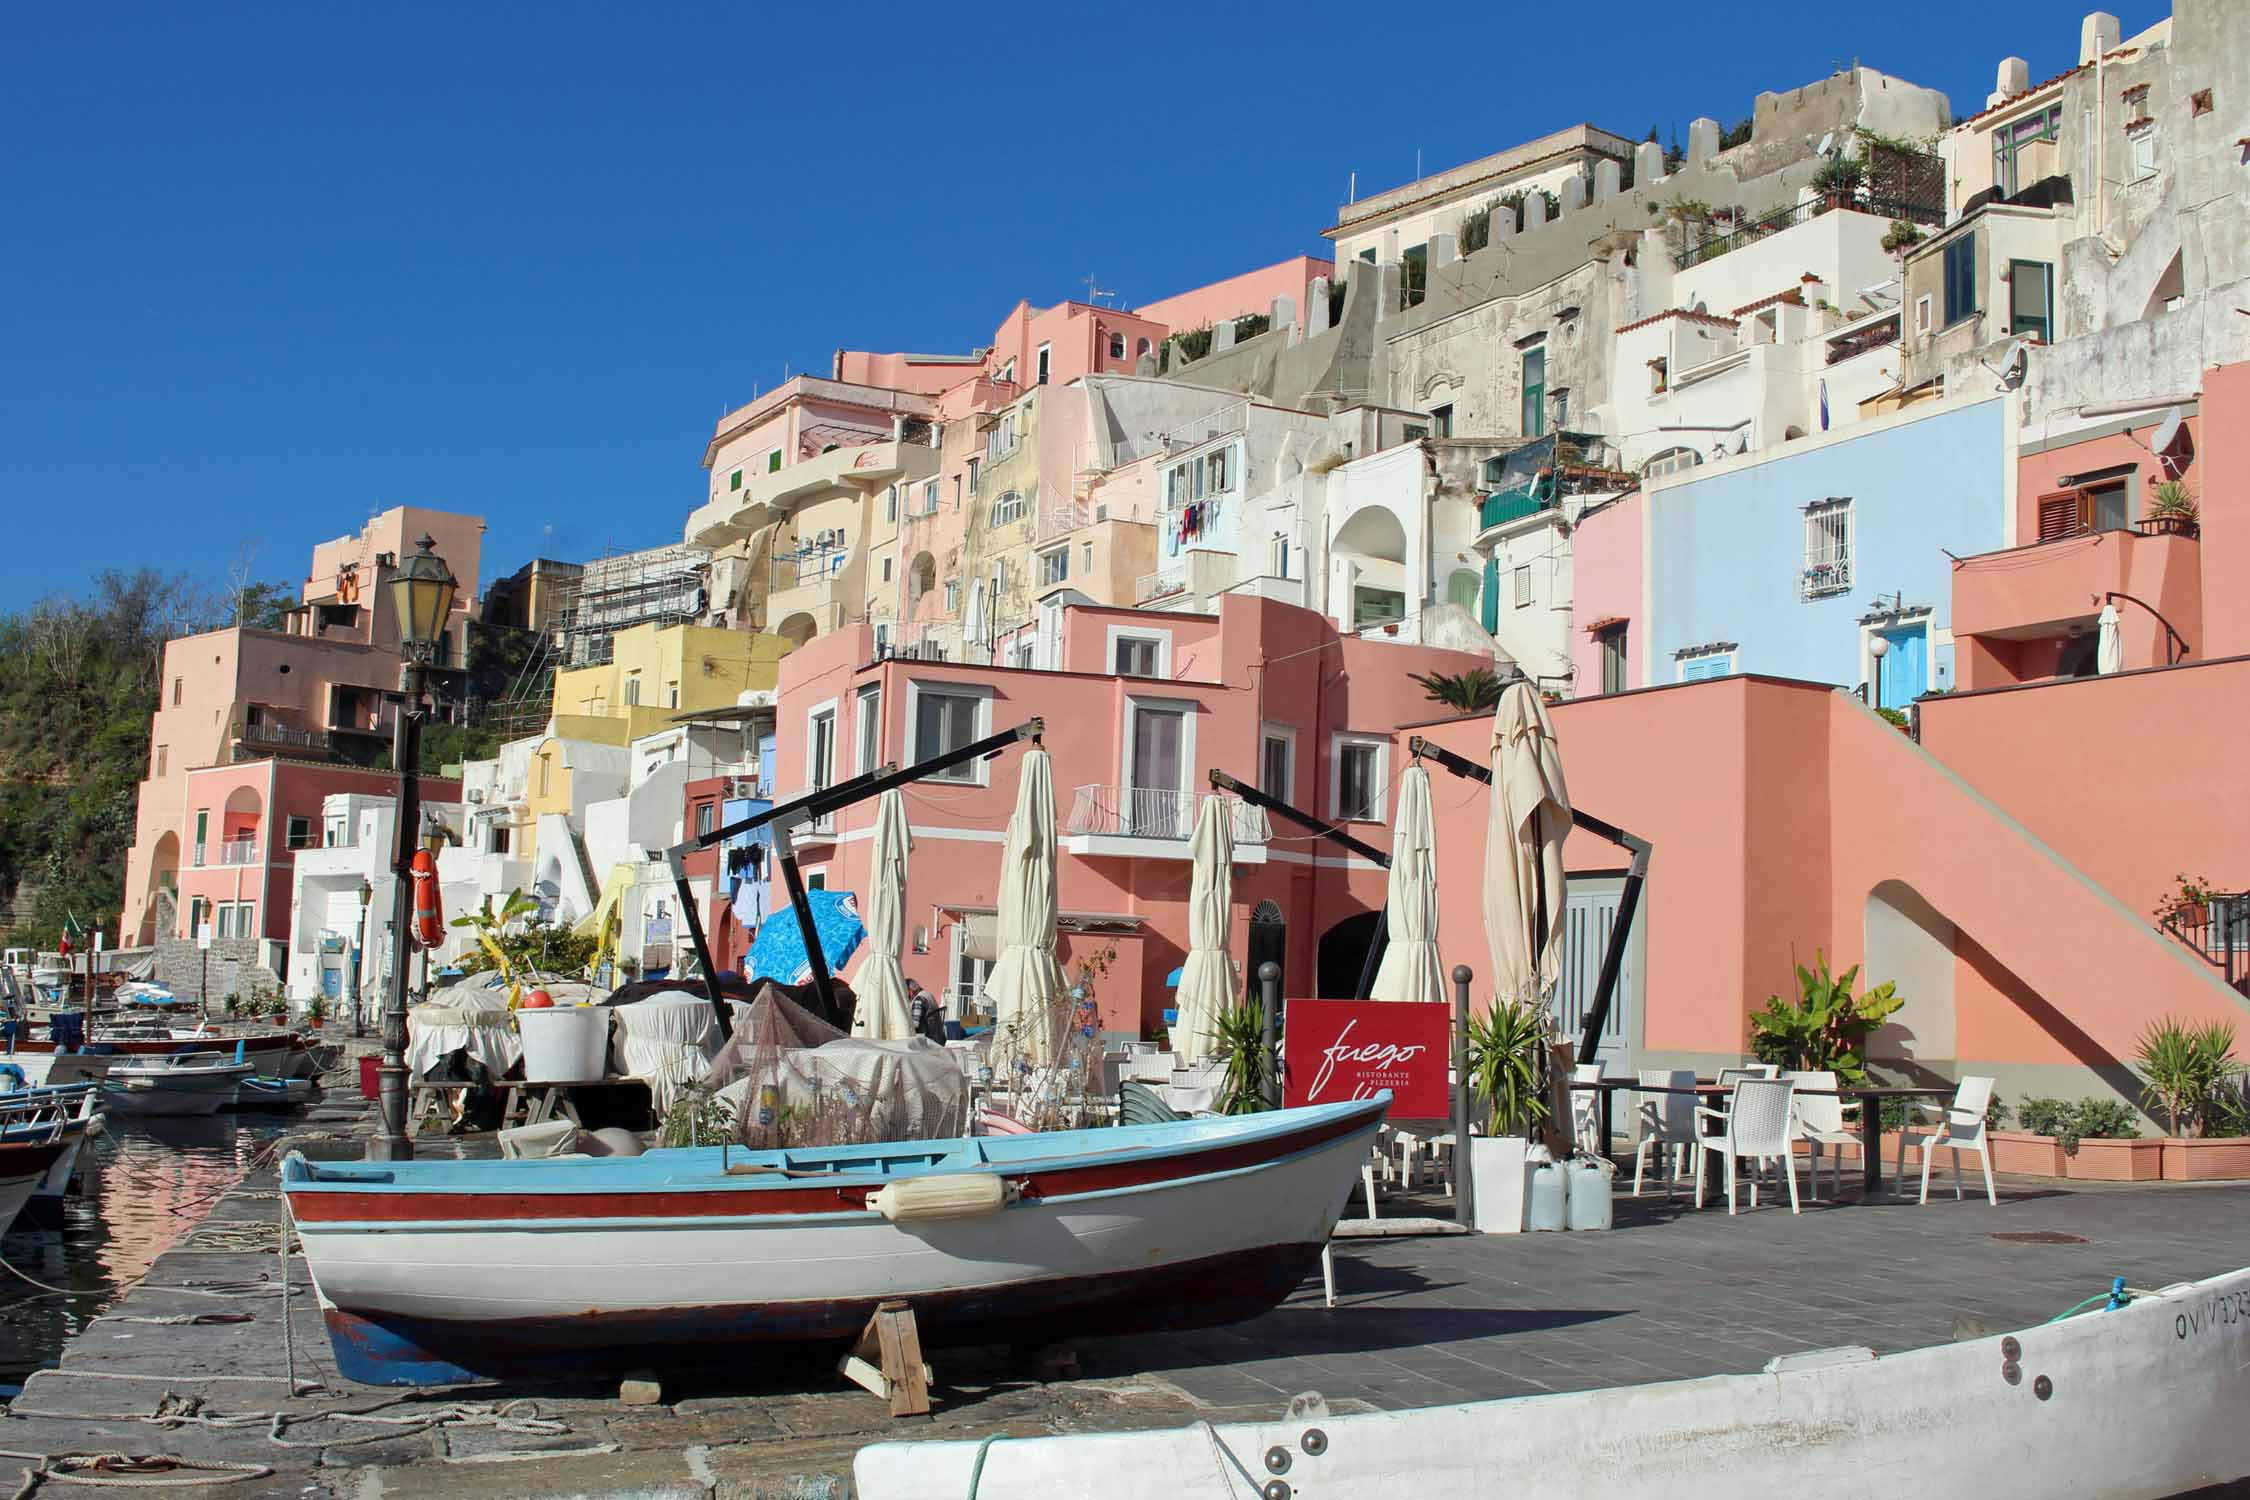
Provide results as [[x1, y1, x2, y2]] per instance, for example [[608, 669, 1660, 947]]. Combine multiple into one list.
[[0, 1113, 285, 1395]]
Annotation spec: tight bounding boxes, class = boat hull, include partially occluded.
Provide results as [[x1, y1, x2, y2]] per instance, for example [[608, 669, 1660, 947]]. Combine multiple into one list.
[[102, 1069, 245, 1116], [0, 1140, 69, 1233], [288, 1098, 1384, 1387], [856, 1264, 2250, 1500]]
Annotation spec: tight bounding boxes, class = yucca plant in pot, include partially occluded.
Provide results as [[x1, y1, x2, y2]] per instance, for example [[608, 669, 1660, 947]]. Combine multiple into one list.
[[2138, 1016, 2250, 1180], [1463, 998, 1553, 1233], [1209, 996, 1278, 1115]]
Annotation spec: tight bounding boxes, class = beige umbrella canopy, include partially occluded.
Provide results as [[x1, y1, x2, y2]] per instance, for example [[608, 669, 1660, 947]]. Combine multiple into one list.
[[1371, 763, 1447, 1004], [1484, 681, 1573, 1007], [848, 789, 914, 1040], [1172, 793, 1238, 1066], [987, 749, 1069, 1074]]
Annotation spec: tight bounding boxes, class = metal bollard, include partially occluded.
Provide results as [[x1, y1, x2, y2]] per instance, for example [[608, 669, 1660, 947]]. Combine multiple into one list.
[[1258, 962, 1282, 1110], [1453, 964, 1475, 1227]]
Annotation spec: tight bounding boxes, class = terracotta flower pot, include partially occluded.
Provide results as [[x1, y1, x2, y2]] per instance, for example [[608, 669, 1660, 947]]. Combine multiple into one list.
[[2160, 1136, 2250, 1181], [2063, 1138, 2164, 1181]]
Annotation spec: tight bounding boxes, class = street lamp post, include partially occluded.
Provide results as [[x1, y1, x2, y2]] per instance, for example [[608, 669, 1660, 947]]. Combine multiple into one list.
[[369, 535, 458, 1163]]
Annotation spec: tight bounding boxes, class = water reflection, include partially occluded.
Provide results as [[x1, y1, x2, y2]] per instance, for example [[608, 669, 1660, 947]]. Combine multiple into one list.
[[0, 1114, 285, 1391]]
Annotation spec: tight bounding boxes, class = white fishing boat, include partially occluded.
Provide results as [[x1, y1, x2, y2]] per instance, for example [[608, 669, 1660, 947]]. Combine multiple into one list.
[[282, 1094, 1388, 1387], [102, 1053, 252, 1116], [857, 1264, 2250, 1500], [0, 1049, 113, 1088], [0, 1132, 69, 1233], [0, 1086, 98, 1230], [234, 1075, 314, 1109]]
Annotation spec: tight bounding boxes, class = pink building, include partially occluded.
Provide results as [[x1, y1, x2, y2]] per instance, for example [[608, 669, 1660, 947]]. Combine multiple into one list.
[[769, 593, 1491, 1031], [1133, 255, 1335, 337], [121, 505, 482, 946]]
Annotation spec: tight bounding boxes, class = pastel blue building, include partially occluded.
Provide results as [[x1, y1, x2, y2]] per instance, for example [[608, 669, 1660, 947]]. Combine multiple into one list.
[[1645, 398, 2008, 708]]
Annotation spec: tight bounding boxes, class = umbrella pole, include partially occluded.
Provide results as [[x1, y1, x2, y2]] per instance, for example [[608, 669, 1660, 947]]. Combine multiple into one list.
[[770, 819, 842, 1028]]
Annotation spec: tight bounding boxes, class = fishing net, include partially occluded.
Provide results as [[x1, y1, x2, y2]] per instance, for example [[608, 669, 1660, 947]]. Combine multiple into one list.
[[698, 982, 968, 1148]]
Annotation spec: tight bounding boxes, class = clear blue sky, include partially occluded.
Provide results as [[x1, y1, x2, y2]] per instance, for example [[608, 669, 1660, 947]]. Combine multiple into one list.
[[0, 1, 2164, 610]]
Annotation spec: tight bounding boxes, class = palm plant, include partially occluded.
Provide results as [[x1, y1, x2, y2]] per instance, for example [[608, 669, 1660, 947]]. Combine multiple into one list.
[[2136, 1016, 2242, 1136], [2147, 479, 2199, 521], [1467, 999, 1550, 1137], [1748, 951, 1904, 1084], [1209, 996, 1278, 1115], [1410, 667, 1504, 714]]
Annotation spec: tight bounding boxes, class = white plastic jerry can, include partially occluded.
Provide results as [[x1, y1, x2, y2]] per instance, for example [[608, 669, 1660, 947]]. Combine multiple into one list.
[[1566, 1157, 1613, 1231], [1527, 1161, 1571, 1231]]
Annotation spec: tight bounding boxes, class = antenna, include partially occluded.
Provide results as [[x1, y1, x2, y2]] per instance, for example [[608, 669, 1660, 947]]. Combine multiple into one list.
[[1082, 274, 1115, 306]]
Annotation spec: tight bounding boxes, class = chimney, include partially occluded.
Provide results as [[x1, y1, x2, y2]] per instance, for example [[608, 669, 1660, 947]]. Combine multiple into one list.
[[2079, 12, 2120, 65], [1990, 57, 2030, 107]]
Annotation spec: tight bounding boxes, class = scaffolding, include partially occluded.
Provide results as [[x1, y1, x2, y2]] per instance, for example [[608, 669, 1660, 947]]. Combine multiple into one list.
[[556, 543, 714, 668]]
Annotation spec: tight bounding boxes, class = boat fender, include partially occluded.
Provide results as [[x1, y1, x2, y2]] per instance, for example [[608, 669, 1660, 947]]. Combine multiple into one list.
[[867, 1172, 1014, 1223], [0, 1064, 23, 1091]]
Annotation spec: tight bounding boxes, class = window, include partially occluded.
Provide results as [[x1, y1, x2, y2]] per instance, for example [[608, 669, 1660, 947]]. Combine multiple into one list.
[[984, 413, 1019, 463], [1430, 403, 1454, 438], [1402, 423, 1429, 444], [1642, 445, 1699, 478], [215, 903, 231, 940], [1802, 498, 1853, 598], [154, 744, 167, 776], [1513, 564, 1533, 608], [885, 485, 898, 523], [1597, 622, 1629, 694], [1353, 587, 1407, 629], [1650, 357, 1669, 395], [1260, 727, 1295, 799], [285, 815, 314, 850], [695, 803, 715, 839], [193, 810, 208, 866], [808, 706, 836, 791], [1202, 445, 1233, 494], [624, 675, 641, 707], [1035, 343, 1051, 385], [1402, 243, 1427, 308], [1136, 337, 1151, 357], [1480, 456, 1506, 488], [729, 469, 743, 492], [912, 686, 985, 782], [2130, 125, 2157, 180], [1942, 235, 1978, 326], [921, 479, 939, 514], [172, 677, 182, 707], [186, 897, 206, 937], [1111, 630, 1165, 677], [1125, 700, 1192, 832], [767, 449, 782, 473], [1678, 649, 1734, 682], [2008, 259, 2053, 342], [1914, 294, 1933, 334], [943, 579, 961, 612], [881, 557, 893, 582], [855, 685, 882, 774], [989, 490, 1028, 527], [1333, 737, 1385, 823], [1270, 533, 1291, 579], [966, 456, 980, 495], [1108, 332, 1125, 359], [1082, 540, 1093, 572], [1550, 388, 1569, 426], [1992, 104, 2060, 197], [2088, 480, 2131, 533], [667, 684, 679, 709], [1521, 345, 1546, 434], [998, 359, 1015, 385], [1038, 547, 1068, 587]]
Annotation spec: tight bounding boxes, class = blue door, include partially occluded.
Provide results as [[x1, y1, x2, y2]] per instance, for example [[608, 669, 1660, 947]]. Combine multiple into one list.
[[1878, 625, 1927, 710]]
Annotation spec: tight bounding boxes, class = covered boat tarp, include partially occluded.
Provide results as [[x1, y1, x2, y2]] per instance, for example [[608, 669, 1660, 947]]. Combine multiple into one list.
[[406, 1002, 521, 1082], [748, 890, 866, 988], [610, 988, 721, 1111], [704, 982, 967, 1147]]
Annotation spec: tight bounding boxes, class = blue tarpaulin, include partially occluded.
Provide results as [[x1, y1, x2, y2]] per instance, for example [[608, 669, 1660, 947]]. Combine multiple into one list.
[[748, 889, 866, 985]]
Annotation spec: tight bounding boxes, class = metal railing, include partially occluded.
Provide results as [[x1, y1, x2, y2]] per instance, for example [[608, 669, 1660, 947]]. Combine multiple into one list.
[[217, 838, 259, 867], [2162, 895, 2250, 996], [1136, 570, 1185, 603], [778, 793, 836, 837], [1677, 195, 1943, 270], [1065, 786, 1271, 846]]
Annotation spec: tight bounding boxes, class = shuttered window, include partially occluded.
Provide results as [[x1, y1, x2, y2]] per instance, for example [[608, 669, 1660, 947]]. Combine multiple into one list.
[[2036, 488, 2088, 542]]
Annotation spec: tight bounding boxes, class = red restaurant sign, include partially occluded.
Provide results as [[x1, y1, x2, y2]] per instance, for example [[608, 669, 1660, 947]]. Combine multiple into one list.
[[1282, 999, 1452, 1120]]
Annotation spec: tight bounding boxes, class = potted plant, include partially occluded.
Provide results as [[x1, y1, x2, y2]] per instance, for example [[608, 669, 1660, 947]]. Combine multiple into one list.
[[2058, 1099, 2159, 1180], [1881, 218, 1925, 254], [1812, 156, 1866, 209], [2137, 1016, 2250, 1180], [1747, 951, 1904, 1083], [1465, 999, 1551, 1234], [304, 995, 328, 1032], [222, 992, 241, 1018], [1210, 996, 1277, 1114], [2145, 479, 2199, 537], [2152, 873, 2217, 929]]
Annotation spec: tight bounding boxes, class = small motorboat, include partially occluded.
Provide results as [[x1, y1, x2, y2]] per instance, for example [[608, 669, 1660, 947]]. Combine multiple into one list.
[[102, 1053, 252, 1117], [0, 1131, 70, 1233], [0, 1047, 113, 1088], [234, 1075, 314, 1110], [284, 1093, 1389, 1387], [0, 1084, 97, 1230]]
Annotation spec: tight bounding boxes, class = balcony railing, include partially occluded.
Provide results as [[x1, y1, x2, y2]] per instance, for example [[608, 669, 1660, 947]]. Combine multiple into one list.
[[1676, 195, 1943, 270], [777, 792, 836, 838], [1065, 786, 1271, 846], [2162, 894, 2250, 997], [217, 837, 259, 867]]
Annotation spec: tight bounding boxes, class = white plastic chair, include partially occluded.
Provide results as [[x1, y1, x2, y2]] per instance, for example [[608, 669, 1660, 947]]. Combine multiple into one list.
[[1571, 1062, 1607, 1157], [1699, 1067, 1761, 1144], [1694, 1077, 1802, 1215], [1895, 1075, 1997, 1206], [1784, 1069, 1861, 1201], [1630, 1068, 1699, 1198]]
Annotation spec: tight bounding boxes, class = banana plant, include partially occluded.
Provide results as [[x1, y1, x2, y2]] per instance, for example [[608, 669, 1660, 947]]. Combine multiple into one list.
[[450, 888, 541, 1007], [1748, 951, 1904, 1084]]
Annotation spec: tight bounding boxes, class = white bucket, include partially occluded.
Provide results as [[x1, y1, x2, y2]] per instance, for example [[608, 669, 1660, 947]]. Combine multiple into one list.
[[518, 1005, 612, 1083]]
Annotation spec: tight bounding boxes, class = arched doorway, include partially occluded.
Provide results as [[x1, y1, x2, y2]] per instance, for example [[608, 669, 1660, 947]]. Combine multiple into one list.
[[141, 831, 181, 946], [775, 612, 818, 649], [1316, 911, 1382, 999], [1248, 899, 1288, 1002]]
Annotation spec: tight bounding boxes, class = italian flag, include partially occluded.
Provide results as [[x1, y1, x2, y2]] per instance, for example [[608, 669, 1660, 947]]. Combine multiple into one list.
[[58, 912, 86, 957]]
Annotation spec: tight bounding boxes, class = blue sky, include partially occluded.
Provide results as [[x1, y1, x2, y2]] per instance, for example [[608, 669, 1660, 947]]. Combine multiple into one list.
[[0, 1, 2165, 610]]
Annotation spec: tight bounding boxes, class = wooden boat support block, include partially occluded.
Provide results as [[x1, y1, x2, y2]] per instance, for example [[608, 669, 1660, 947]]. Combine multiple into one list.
[[618, 1371, 663, 1407], [838, 1300, 933, 1418]]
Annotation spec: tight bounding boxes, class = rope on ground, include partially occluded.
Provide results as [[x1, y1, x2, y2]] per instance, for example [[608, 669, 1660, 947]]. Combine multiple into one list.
[[6, 1394, 574, 1455], [0, 1451, 272, 1493], [89, 1314, 253, 1328]]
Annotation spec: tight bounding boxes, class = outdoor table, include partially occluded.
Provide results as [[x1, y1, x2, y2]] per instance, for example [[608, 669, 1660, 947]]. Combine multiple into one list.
[[1573, 1078, 1955, 1201]]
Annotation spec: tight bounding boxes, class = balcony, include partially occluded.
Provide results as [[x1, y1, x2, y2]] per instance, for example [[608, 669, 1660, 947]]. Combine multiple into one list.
[[774, 792, 837, 841], [1063, 786, 1270, 863], [1676, 196, 1941, 270], [216, 837, 259, 867], [687, 438, 940, 548], [229, 712, 335, 762], [1952, 522, 2201, 689]]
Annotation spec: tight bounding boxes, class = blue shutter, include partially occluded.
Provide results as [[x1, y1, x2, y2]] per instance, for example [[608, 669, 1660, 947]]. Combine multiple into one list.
[[1480, 556, 1500, 633]]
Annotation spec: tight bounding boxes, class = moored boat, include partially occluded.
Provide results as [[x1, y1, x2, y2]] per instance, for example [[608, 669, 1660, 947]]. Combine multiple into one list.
[[0, 1134, 70, 1233], [0, 1086, 98, 1230], [102, 1053, 252, 1116], [235, 1075, 313, 1109], [283, 1093, 1389, 1387]]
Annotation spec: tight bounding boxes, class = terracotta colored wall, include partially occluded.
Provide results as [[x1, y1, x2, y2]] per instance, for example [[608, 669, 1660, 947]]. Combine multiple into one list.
[[1135, 256, 1335, 336], [2200, 362, 2250, 660], [2015, 418, 2201, 548]]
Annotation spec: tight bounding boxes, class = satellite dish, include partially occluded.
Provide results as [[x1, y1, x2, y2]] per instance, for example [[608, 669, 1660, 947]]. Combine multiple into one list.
[[1816, 132, 1836, 157], [1995, 340, 2029, 389], [1730, 428, 1751, 454], [2150, 406, 2185, 457]]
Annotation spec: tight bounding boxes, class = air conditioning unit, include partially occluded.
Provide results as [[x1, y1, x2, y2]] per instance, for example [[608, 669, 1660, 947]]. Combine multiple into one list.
[[465, 789, 485, 804], [1094, 504, 1108, 522]]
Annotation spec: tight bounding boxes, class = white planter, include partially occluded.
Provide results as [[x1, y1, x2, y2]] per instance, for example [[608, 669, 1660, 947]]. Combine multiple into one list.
[[1469, 1136, 1533, 1235]]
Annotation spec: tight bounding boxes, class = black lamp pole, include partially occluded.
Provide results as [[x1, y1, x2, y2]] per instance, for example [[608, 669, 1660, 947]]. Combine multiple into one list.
[[369, 536, 457, 1164]]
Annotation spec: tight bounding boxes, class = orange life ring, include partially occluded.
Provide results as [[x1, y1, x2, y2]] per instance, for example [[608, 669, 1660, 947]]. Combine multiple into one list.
[[410, 849, 444, 949]]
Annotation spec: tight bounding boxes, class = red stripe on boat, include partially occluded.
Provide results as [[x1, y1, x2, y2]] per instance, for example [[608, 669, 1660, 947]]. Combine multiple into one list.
[[287, 1105, 1379, 1224]]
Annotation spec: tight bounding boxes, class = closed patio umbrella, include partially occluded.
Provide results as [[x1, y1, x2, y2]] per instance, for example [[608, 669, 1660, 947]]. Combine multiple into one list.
[[849, 789, 914, 1040], [1485, 681, 1573, 1007], [2096, 601, 2122, 675], [987, 749, 1069, 1073], [1172, 793, 1238, 1066], [1372, 763, 1446, 1005]]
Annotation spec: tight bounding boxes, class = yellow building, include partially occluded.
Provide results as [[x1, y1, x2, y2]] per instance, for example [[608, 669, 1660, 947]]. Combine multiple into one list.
[[551, 623, 791, 744]]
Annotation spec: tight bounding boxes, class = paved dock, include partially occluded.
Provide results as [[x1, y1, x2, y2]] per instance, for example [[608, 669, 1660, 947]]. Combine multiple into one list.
[[7, 1091, 2248, 1497]]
